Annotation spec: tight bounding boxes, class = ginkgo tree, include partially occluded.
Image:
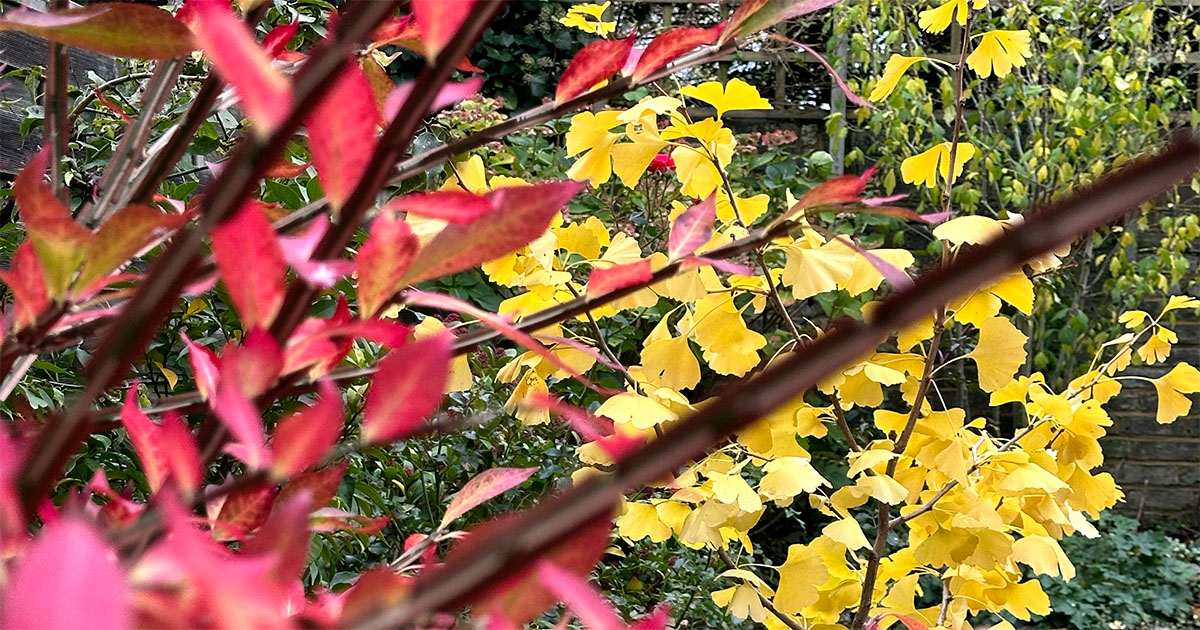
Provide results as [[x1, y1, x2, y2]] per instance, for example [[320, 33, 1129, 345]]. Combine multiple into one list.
[[0, 1, 1196, 629]]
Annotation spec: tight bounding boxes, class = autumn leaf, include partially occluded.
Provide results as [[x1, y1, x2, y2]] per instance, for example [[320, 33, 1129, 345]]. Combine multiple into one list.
[[587, 260, 654, 297], [869, 55, 927, 102], [668, 194, 717, 259], [77, 204, 189, 288], [968, 316, 1028, 392], [356, 213, 419, 318], [0, 2, 194, 58], [121, 386, 202, 494], [720, 0, 840, 45], [556, 33, 636, 103], [967, 30, 1033, 78], [270, 380, 345, 478], [411, 0, 475, 58], [14, 149, 93, 298], [1151, 363, 1200, 424], [307, 60, 382, 210], [440, 467, 538, 529], [211, 202, 287, 330], [632, 24, 725, 82], [901, 142, 977, 188], [361, 334, 452, 445], [681, 79, 772, 118]]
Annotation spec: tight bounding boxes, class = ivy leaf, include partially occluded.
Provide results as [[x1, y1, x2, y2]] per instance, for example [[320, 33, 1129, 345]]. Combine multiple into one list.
[[356, 213, 419, 319], [668, 194, 716, 259], [440, 467, 538, 529], [400, 181, 584, 285], [0, 3, 194, 58], [0, 518, 130, 629], [306, 61, 382, 210], [270, 381, 345, 478], [361, 334, 452, 445], [632, 24, 724, 82], [212, 202, 287, 330], [185, 0, 291, 134], [555, 33, 636, 103]]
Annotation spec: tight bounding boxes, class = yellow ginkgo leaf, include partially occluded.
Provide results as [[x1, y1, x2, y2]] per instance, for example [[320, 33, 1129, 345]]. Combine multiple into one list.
[[1152, 363, 1200, 424], [968, 316, 1028, 392], [967, 30, 1033, 78], [565, 110, 623, 185], [901, 142, 977, 188], [758, 457, 828, 505], [1118, 310, 1149, 329], [1137, 326, 1177, 364], [641, 334, 702, 391], [1163, 294, 1200, 313], [617, 501, 672, 542], [680, 78, 772, 118], [596, 392, 678, 430], [869, 55, 927, 102], [779, 238, 856, 299], [774, 543, 829, 613], [932, 215, 1005, 246], [918, 0, 986, 33], [559, 2, 615, 37], [823, 516, 870, 550]]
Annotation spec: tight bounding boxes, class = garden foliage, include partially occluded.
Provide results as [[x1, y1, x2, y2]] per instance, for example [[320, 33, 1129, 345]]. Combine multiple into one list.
[[0, 1, 1197, 629]]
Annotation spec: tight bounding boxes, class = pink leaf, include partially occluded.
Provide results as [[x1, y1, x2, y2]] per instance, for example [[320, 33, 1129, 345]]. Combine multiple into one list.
[[0, 517, 131, 630], [720, 0, 841, 45], [309, 507, 389, 534], [440, 467, 538, 528], [668, 194, 717, 259], [586, 260, 653, 297], [386, 190, 495, 225], [357, 213, 419, 318], [361, 333, 452, 445], [835, 236, 914, 292], [0, 3, 194, 59], [630, 607, 671, 630], [212, 202, 287, 329], [213, 381, 272, 469], [525, 393, 641, 461], [555, 33, 637, 103], [278, 462, 347, 511], [263, 19, 299, 58], [181, 333, 221, 401], [779, 37, 872, 109], [401, 181, 585, 285], [632, 24, 724, 82], [14, 149, 94, 297], [537, 560, 621, 629], [776, 168, 876, 224], [306, 58, 382, 209], [121, 386, 202, 494], [241, 489, 313, 582], [279, 216, 356, 287], [186, 0, 292, 133], [386, 77, 484, 121], [406, 291, 618, 395], [411, 0, 475, 58], [679, 256, 756, 276], [270, 381, 345, 478], [220, 327, 283, 398]]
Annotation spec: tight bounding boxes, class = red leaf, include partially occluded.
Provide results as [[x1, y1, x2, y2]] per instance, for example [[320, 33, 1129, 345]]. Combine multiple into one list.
[[262, 19, 298, 58], [270, 380, 345, 478], [401, 181, 585, 285], [776, 168, 876, 224], [586, 260, 653, 297], [241, 489, 314, 582], [385, 190, 495, 225], [213, 381, 272, 469], [632, 24, 724, 82], [15, 149, 93, 297], [668, 194, 716, 259], [0, 517, 131, 629], [263, 156, 310, 178], [338, 569, 413, 625], [77, 204, 189, 288], [278, 461, 347, 510], [460, 514, 613, 625], [356, 212, 419, 318], [181, 333, 221, 400], [406, 291, 617, 395], [186, 0, 291, 133], [556, 33, 636, 103], [0, 3, 194, 59], [0, 242, 49, 330], [306, 58, 382, 210], [309, 507, 389, 534], [537, 560, 621, 629], [411, 0, 475, 58], [208, 481, 276, 541], [720, 0, 841, 45], [440, 467, 537, 528], [95, 88, 132, 122], [121, 386, 202, 494], [220, 327, 283, 398], [212, 202, 287, 329], [361, 333, 452, 445]]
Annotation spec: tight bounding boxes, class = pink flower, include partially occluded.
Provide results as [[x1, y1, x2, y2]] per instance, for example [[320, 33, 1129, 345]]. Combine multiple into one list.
[[648, 153, 675, 172]]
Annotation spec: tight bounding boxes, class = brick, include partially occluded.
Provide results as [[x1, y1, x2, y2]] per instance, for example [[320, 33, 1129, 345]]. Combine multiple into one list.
[[1105, 462, 1200, 487], [1101, 438, 1200, 461], [1118, 486, 1200, 513], [1107, 414, 1200, 437]]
